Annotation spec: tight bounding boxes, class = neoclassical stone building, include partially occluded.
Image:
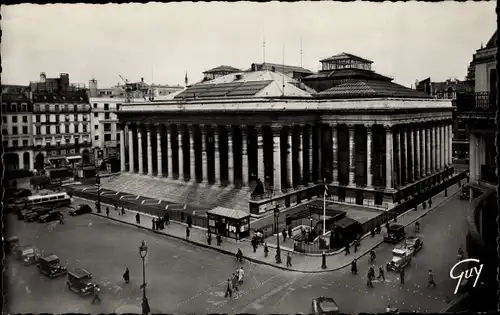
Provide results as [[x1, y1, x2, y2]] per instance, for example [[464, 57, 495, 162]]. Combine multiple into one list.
[[116, 54, 453, 212]]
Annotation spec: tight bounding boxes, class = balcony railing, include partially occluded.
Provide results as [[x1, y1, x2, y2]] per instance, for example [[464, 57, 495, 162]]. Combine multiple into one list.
[[456, 91, 496, 113]]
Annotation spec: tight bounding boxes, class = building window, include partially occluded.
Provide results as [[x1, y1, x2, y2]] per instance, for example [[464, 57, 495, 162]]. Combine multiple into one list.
[[1, 129, 7, 135], [75, 137, 79, 145], [104, 112, 110, 119], [74, 114, 78, 121], [65, 115, 70, 122], [46, 114, 50, 122], [35, 105, 40, 112], [104, 134, 111, 141], [65, 137, 70, 143], [2, 116, 6, 124], [94, 125, 98, 130], [11, 104, 17, 113], [45, 105, 50, 112], [22, 115, 28, 123], [93, 103, 97, 108], [104, 103, 109, 111], [12, 140, 18, 147], [95, 135, 99, 140], [94, 113, 98, 118], [36, 126, 41, 135], [83, 124, 87, 132], [12, 126, 18, 135], [46, 126, 50, 135], [35, 115, 40, 122], [23, 140, 28, 147], [117, 133, 120, 141], [55, 105, 60, 112], [22, 126, 28, 134], [74, 105, 78, 112], [12, 116, 17, 123], [55, 115, 60, 123], [104, 123, 111, 132], [64, 104, 69, 112], [56, 126, 60, 133]]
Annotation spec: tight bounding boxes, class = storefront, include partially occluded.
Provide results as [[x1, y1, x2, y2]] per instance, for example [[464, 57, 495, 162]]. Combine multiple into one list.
[[207, 207, 251, 240]]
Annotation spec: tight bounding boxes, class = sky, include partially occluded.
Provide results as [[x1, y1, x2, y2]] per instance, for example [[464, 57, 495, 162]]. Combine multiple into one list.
[[1, 2, 497, 89]]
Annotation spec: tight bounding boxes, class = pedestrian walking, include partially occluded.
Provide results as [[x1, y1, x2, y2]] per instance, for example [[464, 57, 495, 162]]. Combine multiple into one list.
[[378, 266, 385, 281], [135, 212, 140, 224], [152, 218, 156, 230], [427, 269, 436, 288], [351, 259, 358, 275], [282, 229, 287, 242], [251, 237, 257, 253], [375, 225, 381, 234], [370, 228, 375, 237], [353, 239, 359, 252], [115, 202, 118, 213], [106, 207, 110, 217], [225, 278, 233, 299], [422, 201, 427, 209], [217, 234, 222, 246], [264, 242, 269, 257], [288, 226, 293, 239], [385, 222, 390, 232], [286, 253, 292, 267], [369, 266, 375, 280], [366, 271, 374, 288], [121, 206, 125, 216], [186, 227, 190, 239], [399, 268, 405, 285], [91, 285, 101, 304], [165, 213, 170, 225], [344, 243, 350, 255], [207, 232, 212, 245], [428, 198, 433, 208], [393, 212, 397, 222], [123, 267, 130, 284], [231, 273, 239, 292]]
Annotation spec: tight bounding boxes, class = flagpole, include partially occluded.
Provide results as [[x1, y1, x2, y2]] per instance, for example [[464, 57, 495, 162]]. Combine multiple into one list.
[[323, 178, 326, 236]]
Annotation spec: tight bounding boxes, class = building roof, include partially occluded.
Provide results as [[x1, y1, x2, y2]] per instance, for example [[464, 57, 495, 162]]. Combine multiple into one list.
[[33, 92, 89, 103], [248, 62, 313, 74], [207, 207, 250, 220], [486, 30, 497, 48], [319, 52, 373, 64], [1, 93, 30, 103], [315, 79, 431, 99], [304, 68, 393, 82], [203, 65, 241, 73], [174, 70, 314, 100]]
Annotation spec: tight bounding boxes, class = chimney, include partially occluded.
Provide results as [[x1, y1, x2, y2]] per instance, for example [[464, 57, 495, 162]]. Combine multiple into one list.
[[271, 66, 276, 72], [251, 63, 257, 72], [141, 77, 144, 83], [40, 72, 46, 83]]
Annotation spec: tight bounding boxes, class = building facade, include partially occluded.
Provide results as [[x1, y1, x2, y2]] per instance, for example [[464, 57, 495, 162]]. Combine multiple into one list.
[[117, 54, 453, 213], [90, 97, 123, 161], [1, 89, 34, 171]]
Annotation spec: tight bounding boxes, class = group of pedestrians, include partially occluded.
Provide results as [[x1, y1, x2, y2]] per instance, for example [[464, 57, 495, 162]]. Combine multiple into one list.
[[152, 215, 170, 231], [225, 267, 245, 299]]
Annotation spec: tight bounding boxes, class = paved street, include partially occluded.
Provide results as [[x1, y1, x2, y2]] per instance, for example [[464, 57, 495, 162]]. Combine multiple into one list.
[[5, 187, 468, 313]]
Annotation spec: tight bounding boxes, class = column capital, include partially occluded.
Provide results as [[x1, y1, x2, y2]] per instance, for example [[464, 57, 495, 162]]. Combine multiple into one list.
[[365, 124, 373, 132], [329, 122, 338, 128], [126, 122, 134, 127], [346, 124, 355, 131], [271, 124, 283, 134], [384, 125, 394, 133]]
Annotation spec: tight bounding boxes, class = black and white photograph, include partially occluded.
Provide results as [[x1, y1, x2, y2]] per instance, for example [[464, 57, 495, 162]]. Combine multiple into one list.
[[2, 1, 498, 314]]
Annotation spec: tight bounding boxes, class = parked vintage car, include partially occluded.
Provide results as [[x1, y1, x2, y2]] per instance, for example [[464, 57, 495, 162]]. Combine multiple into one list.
[[67, 268, 97, 296], [383, 224, 406, 244], [38, 211, 63, 223], [5, 236, 20, 255], [37, 254, 67, 278], [15, 244, 41, 265], [401, 236, 423, 256], [386, 247, 412, 272], [312, 297, 339, 315], [24, 208, 53, 222], [69, 204, 92, 216]]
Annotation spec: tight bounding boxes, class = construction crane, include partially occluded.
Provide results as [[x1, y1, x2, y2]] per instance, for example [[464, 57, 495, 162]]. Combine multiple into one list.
[[118, 74, 134, 103]]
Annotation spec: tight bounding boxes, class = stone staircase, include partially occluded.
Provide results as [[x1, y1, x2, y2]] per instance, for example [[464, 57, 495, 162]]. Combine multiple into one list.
[[103, 173, 252, 212]]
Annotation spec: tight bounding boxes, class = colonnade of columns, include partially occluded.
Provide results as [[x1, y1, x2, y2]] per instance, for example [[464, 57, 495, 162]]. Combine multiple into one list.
[[119, 119, 453, 192]]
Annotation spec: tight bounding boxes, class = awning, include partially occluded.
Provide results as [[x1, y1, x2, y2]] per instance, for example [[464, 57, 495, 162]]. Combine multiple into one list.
[[48, 157, 66, 160], [67, 155, 82, 160]]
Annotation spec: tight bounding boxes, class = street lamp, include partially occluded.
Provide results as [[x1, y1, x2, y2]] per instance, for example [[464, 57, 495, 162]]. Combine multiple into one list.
[[95, 168, 101, 213], [274, 205, 282, 264], [139, 240, 151, 315]]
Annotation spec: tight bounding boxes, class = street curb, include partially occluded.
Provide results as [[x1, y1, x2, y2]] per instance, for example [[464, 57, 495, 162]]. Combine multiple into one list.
[[80, 179, 461, 274]]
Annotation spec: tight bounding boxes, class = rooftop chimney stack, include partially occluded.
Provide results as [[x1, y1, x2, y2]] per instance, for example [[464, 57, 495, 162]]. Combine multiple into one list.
[[40, 72, 46, 83]]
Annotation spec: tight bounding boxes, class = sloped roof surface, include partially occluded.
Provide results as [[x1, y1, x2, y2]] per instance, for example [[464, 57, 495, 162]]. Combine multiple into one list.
[[304, 68, 392, 82], [204, 65, 241, 73], [320, 52, 373, 64], [315, 79, 431, 99], [486, 31, 497, 48], [32, 92, 88, 103], [208, 207, 250, 219], [1, 93, 30, 102], [249, 62, 313, 74]]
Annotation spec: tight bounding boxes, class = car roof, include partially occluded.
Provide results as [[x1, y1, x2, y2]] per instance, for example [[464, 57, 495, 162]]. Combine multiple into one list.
[[315, 297, 339, 311], [42, 254, 59, 261], [70, 268, 91, 278], [406, 236, 419, 241], [18, 244, 34, 250], [389, 224, 404, 229]]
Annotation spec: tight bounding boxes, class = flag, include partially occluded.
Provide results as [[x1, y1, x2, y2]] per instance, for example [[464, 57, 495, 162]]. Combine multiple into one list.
[[324, 179, 331, 197], [184, 72, 188, 85]]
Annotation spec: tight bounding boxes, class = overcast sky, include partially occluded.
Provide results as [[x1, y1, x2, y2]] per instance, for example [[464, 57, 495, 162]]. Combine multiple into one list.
[[1, 2, 496, 89]]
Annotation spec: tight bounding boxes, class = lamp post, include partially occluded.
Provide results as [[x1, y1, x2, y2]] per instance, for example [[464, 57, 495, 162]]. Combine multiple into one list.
[[139, 240, 150, 315], [274, 205, 282, 264], [95, 167, 101, 213]]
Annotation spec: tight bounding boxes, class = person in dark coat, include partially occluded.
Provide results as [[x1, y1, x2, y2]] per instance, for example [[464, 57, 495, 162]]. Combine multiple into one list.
[[136, 213, 140, 224], [375, 225, 381, 234], [91, 285, 101, 304], [427, 269, 436, 288], [370, 228, 375, 237], [400, 268, 405, 285], [217, 234, 222, 246], [231, 273, 239, 292], [286, 253, 292, 267], [164, 213, 169, 226], [366, 270, 374, 288], [385, 222, 390, 232], [344, 243, 350, 255], [251, 237, 258, 253], [106, 207, 110, 217], [288, 226, 293, 239], [428, 198, 433, 208], [378, 265, 385, 281], [186, 227, 190, 239], [225, 278, 233, 299], [121, 206, 126, 216], [207, 232, 212, 245], [123, 267, 130, 284], [282, 229, 287, 242], [353, 239, 359, 252], [152, 218, 156, 230], [165, 213, 170, 225], [351, 259, 358, 275], [264, 242, 269, 257]]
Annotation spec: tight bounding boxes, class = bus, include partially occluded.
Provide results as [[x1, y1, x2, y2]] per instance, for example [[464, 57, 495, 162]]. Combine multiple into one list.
[[25, 192, 72, 209]]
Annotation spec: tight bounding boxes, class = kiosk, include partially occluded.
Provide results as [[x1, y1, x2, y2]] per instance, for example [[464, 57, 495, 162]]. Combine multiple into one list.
[[207, 207, 251, 240]]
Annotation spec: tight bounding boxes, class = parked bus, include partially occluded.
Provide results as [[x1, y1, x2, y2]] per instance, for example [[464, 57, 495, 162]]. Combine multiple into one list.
[[26, 192, 72, 209]]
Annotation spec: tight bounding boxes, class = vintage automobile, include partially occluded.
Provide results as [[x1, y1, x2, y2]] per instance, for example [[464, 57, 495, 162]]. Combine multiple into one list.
[[6, 198, 28, 214], [312, 297, 339, 315], [383, 224, 406, 244], [15, 245, 41, 265], [386, 247, 412, 272], [38, 211, 63, 223], [24, 208, 53, 222], [69, 204, 92, 216], [401, 236, 423, 255], [5, 236, 20, 255], [67, 268, 97, 296], [17, 208, 34, 220], [37, 254, 67, 278]]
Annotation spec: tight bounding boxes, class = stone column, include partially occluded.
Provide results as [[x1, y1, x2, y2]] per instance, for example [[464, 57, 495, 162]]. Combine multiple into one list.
[[256, 125, 265, 183], [128, 125, 134, 173], [332, 123, 339, 185], [29, 152, 34, 171], [156, 125, 163, 177], [448, 124, 453, 165], [437, 124, 442, 170], [166, 125, 173, 179], [120, 127, 126, 172], [385, 126, 394, 190], [273, 127, 282, 192], [366, 125, 373, 188], [178, 125, 184, 181], [201, 125, 208, 184], [415, 127, 420, 179], [213, 125, 221, 185], [227, 125, 234, 185], [137, 128, 144, 175], [402, 128, 407, 183], [395, 128, 401, 187], [348, 124, 355, 187], [298, 125, 304, 186], [147, 127, 153, 176], [442, 125, 447, 168], [316, 124, 322, 182], [308, 125, 314, 184], [420, 127, 425, 177], [409, 127, 414, 182], [425, 125, 431, 175], [432, 125, 437, 171], [189, 125, 196, 181], [287, 128, 293, 188], [241, 126, 249, 186]]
